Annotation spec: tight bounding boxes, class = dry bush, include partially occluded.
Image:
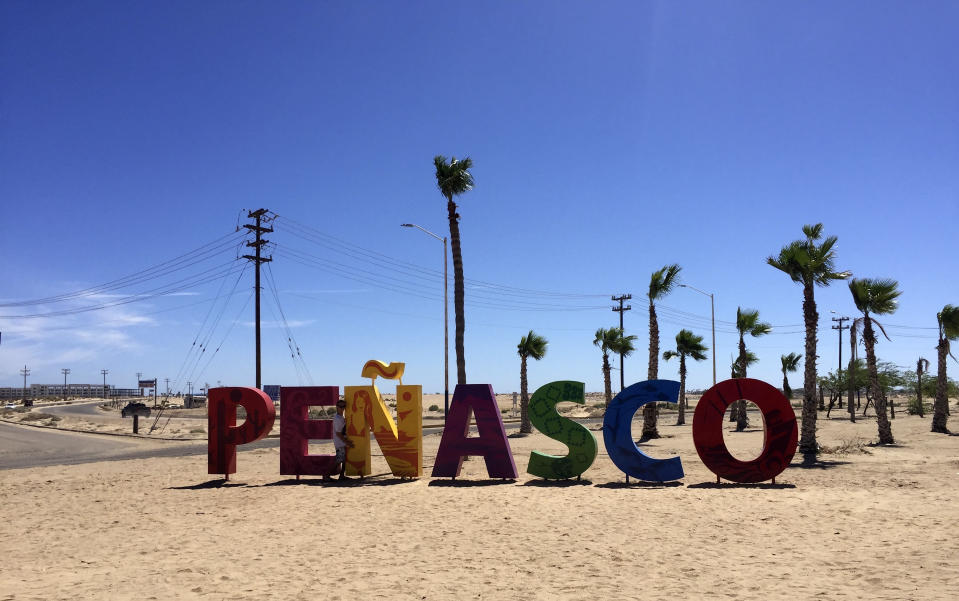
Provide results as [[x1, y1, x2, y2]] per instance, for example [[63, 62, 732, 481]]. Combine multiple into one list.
[[820, 437, 872, 455]]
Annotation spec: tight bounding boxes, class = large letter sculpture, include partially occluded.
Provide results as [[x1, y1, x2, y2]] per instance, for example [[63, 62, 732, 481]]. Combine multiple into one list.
[[527, 381, 597, 480], [279, 386, 338, 477], [343, 360, 422, 478], [603, 380, 684, 482], [432, 384, 518, 479], [692, 378, 798, 483], [208, 387, 275, 476]]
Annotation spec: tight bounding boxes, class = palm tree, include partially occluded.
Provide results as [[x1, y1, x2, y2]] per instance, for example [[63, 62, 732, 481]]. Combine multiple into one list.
[[517, 330, 548, 434], [644, 263, 681, 439], [434, 155, 474, 386], [932, 305, 959, 433], [731, 351, 758, 378], [663, 329, 708, 426], [847, 318, 863, 423], [849, 278, 901, 444], [915, 357, 930, 418], [594, 327, 637, 405], [781, 352, 802, 399], [767, 223, 851, 454], [734, 307, 771, 431]]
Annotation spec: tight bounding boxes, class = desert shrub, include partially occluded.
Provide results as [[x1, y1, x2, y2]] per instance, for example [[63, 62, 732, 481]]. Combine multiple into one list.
[[906, 397, 927, 415], [428, 404, 440, 412], [190, 427, 205, 434], [21, 412, 56, 422], [820, 438, 872, 455]]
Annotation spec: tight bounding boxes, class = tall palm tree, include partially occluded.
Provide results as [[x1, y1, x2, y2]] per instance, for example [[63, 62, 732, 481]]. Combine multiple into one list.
[[781, 352, 802, 399], [734, 307, 771, 431], [644, 263, 681, 439], [915, 357, 930, 418], [517, 330, 548, 434], [663, 329, 708, 426], [932, 305, 959, 433], [594, 327, 637, 405], [849, 278, 901, 444], [731, 351, 758, 378], [434, 155, 474, 386], [767, 223, 851, 454], [847, 318, 863, 423]]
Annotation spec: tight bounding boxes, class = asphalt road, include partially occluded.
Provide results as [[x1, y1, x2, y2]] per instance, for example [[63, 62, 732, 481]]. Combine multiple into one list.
[[0, 418, 559, 471]]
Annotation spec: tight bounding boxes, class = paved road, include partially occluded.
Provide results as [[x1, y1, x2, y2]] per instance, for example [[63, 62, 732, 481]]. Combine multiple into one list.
[[0, 412, 571, 470], [0, 421, 183, 470]]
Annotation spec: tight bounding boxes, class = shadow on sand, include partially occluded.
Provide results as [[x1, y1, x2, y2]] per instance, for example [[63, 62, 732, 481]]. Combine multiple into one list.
[[428, 479, 516, 487], [168, 479, 248, 490], [259, 474, 416, 487], [593, 480, 684, 489], [794, 454, 852, 469], [523, 478, 593, 487], [687, 481, 796, 490]]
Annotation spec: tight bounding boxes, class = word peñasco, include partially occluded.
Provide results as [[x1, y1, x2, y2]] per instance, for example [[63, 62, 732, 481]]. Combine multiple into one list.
[[208, 361, 798, 484]]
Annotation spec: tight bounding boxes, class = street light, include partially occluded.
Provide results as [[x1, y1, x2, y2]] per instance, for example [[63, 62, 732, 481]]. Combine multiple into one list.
[[678, 284, 716, 386], [401, 223, 449, 422]]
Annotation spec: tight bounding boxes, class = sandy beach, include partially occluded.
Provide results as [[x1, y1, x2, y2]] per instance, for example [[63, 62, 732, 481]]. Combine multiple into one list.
[[2, 402, 958, 601]]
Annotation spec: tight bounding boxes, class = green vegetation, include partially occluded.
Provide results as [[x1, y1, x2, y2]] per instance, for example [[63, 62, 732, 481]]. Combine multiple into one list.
[[434, 154, 474, 386], [663, 329, 708, 426], [644, 263, 682, 439], [767, 222, 850, 454], [517, 330, 548, 434], [849, 277, 902, 444]]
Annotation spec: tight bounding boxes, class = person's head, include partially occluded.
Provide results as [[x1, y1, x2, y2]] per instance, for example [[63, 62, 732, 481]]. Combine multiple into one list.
[[336, 399, 347, 413]]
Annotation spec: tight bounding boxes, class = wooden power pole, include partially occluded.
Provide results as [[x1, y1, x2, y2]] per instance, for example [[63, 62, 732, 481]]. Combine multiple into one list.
[[243, 209, 273, 390]]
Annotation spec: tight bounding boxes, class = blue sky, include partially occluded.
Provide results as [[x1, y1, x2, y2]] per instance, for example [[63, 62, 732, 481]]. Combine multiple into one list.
[[2, 1, 957, 397]]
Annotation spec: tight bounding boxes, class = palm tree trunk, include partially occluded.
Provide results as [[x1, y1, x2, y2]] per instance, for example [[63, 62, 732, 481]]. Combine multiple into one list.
[[799, 282, 819, 454], [916, 364, 924, 418], [520, 355, 531, 434], [446, 197, 467, 385], [782, 371, 791, 400], [602, 352, 612, 404], [847, 327, 857, 423], [932, 337, 949, 433], [676, 355, 687, 425], [642, 303, 660, 439], [863, 316, 894, 444], [735, 333, 748, 431]]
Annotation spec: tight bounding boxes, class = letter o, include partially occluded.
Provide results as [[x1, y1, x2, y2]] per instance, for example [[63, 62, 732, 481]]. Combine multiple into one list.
[[692, 378, 798, 483]]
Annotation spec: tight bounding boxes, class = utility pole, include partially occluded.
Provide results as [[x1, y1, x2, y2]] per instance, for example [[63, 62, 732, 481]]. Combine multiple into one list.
[[137, 372, 142, 397], [20, 365, 30, 404], [101, 369, 109, 405], [243, 208, 273, 390], [611, 294, 632, 392], [832, 316, 850, 409], [61, 368, 70, 402]]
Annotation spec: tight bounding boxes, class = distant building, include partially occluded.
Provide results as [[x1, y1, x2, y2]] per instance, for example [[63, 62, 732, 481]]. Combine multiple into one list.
[[0, 384, 141, 400], [263, 385, 281, 403]]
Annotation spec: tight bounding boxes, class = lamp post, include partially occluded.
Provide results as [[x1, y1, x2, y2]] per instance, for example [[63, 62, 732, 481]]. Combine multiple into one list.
[[678, 284, 716, 386], [401, 223, 449, 422]]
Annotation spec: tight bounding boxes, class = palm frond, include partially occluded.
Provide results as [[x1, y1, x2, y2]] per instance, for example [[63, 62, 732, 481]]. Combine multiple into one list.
[[802, 223, 824, 240], [517, 329, 548, 360], [648, 264, 682, 301], [939, 304, 959, 341], [849, 277, 901, 316], [434, 155, 474, 199]]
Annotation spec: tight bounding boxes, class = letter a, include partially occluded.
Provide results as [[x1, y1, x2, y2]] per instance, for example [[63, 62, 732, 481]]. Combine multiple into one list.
[[432, 384, 518, 479]]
